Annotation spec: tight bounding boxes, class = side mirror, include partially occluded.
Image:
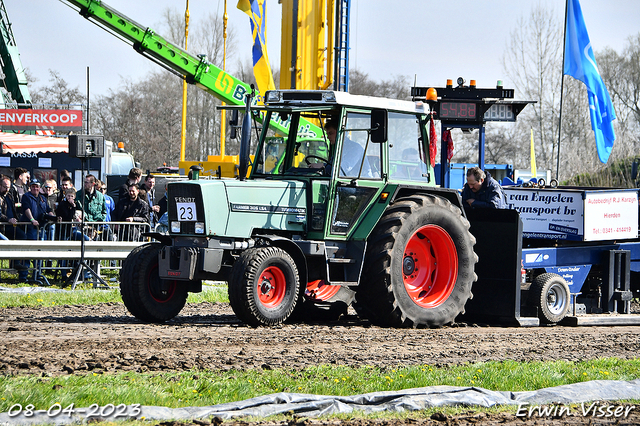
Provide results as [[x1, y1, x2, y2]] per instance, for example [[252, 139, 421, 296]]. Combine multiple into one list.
[[632, 158, 639, 181], [238, 112, 251, 180], [238, 86, 255, 180], [370, 108, 388, 143]]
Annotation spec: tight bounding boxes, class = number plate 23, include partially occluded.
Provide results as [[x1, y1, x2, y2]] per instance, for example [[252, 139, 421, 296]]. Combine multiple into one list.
[[177, 202, 197, 221]]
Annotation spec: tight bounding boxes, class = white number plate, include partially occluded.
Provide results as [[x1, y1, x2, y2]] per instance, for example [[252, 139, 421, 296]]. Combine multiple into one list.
[[176, 202, 197, 221]]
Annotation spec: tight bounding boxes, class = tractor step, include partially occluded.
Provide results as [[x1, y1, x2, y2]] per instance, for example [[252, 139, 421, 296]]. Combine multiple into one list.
[[327, 258, 356, 264], [329, 281, 359, 287]]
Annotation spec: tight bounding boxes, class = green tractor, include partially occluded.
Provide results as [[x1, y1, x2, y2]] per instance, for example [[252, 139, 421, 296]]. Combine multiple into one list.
[[120, 89, 478, 328]]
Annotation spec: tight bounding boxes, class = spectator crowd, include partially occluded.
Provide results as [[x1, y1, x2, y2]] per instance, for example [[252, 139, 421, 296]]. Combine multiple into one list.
[[0, 166, 165, 282]]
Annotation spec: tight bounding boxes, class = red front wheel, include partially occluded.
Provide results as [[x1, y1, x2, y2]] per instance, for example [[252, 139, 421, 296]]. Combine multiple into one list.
[[229, 246, 300, 326], [258, 266, 287, 308]]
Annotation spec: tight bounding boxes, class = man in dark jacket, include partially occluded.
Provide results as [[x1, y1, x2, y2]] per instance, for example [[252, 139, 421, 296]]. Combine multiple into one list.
[[117, 167, 142, 203], [10, 167, 29, 216], [21, 178, 56, 240], [1, 175, 28, 277], [461, 167, 506, 209], [115, 182, 149, 241], [0, 174, 25, 240]]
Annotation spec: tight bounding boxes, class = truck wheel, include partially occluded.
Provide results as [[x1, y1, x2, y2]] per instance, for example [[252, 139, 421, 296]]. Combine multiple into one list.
[[229, 246, 300, 326], [356, 194, 477, 328], [529, 273, 570, 324], [120, 242, 188, 323]]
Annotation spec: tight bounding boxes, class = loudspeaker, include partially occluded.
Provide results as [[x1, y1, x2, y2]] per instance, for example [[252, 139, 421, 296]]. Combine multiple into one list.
[[68, 135, 105, 158]]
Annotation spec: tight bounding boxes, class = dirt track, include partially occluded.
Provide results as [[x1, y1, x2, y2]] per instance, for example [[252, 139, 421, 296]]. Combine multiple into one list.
[[1, 301, 640, 425]]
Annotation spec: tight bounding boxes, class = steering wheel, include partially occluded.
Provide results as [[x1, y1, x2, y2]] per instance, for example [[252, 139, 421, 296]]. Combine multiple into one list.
[[304, 155, 329, 166]]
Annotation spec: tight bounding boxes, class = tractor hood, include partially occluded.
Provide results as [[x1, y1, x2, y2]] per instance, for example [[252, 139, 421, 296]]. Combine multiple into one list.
[[168, 179, 307, 238]]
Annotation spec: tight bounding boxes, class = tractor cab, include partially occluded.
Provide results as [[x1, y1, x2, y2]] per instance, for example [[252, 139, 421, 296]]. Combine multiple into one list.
[[247, 90, 434, 240]]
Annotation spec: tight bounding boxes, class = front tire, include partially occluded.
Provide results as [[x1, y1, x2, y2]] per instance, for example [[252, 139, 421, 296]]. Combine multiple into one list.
[[120, 242, 188, 323], [229, 246, 300, 326], [529, 273, 570, 324], [355, 194, 477, 328]]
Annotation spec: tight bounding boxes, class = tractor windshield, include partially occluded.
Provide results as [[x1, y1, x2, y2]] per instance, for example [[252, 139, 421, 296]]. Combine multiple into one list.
[[253, 111, 331, 177]]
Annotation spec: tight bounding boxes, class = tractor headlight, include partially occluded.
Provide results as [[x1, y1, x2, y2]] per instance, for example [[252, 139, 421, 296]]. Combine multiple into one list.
[[265, 91, 281, 103], [195, 222, 205, 234], [171, 221, 181, 233], [322, 91, 336, 102]]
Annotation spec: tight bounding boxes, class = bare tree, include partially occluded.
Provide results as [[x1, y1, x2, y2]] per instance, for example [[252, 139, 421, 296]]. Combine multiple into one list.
[[91, 74, 182, 170], [29, 70, 86, 106], [349, 69, 410, 99], [503, 4, 563, 177], [90, 7, 239, 170]]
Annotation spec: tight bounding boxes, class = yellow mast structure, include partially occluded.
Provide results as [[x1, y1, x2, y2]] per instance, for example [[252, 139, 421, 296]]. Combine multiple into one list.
[[220, 0, 228, 158], [279, 0, 334, 90], [180, 0, 190, 162]]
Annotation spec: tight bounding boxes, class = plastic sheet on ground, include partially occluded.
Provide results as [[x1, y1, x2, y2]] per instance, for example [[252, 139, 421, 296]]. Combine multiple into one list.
[[1, 379, 639, 425], [0, 286, 66, 294]]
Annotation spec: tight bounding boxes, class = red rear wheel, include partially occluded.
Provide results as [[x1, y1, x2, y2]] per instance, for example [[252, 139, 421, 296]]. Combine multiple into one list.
[[258, 266, 287, 308], [356, 194, 476, 328], [403, 224, 458, 309]]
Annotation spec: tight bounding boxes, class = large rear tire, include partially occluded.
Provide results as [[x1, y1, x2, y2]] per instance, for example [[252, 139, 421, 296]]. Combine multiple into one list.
[[529, 273, 570, 324], [120, 242, 188, 323], [229, 246, 300, 326], [355, 194, 477, 328]]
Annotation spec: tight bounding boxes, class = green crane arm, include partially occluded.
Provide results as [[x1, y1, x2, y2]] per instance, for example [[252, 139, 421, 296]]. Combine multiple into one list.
[[62, 0, 322, 138], [0, 1, 32, 106]]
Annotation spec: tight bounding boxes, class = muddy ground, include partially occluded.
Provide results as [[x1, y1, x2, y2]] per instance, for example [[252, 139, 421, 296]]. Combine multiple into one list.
[[1, 301, 640, 425]]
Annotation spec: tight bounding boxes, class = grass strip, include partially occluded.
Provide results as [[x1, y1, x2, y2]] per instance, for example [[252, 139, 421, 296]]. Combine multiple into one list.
[[0, 285, 228, 307], [0, 359, 638, 414]]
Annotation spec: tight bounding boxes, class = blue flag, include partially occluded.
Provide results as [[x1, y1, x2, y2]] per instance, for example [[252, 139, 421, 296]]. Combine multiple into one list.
[[564, 0, 616, 163]]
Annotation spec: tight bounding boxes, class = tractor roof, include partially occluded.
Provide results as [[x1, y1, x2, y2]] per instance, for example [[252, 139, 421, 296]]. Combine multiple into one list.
[[263, 90, 429, 115]]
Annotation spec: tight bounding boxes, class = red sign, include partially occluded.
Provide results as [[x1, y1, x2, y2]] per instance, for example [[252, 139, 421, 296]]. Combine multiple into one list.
[[0, 109, 83, 131]]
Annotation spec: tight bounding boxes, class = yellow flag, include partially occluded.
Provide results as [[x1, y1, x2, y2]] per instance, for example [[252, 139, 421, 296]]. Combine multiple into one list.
[[237, 0, 276, 96], [530, 128, 537, 178]]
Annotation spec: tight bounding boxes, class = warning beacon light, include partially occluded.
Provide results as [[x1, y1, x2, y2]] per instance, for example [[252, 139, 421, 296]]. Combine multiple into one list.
[[426, 88, 438, 102]]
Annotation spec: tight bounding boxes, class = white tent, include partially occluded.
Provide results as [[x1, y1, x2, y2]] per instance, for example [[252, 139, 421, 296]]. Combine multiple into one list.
[[0, 131, 68, 154]]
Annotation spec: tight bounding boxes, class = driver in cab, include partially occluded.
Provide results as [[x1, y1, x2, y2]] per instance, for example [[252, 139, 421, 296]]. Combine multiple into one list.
[[309, 119, 372, 177]]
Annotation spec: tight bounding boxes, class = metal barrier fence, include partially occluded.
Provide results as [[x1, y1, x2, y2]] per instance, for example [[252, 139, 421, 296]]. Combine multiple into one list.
[[0, 221, 151, 286]]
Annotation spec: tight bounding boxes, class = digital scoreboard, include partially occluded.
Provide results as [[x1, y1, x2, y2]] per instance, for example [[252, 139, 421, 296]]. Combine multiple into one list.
[[483, 104, 515, 121], [439, 102, 477, 121], [412, 84, 533, 125], [436, 101, 520, 123]]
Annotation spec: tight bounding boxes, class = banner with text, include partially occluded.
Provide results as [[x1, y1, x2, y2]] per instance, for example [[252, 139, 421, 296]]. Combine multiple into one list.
[[504, 188, 585, 240], [0, 109, 83, 131], [504, 187, 639, 242], [583, 190, 638, 241]]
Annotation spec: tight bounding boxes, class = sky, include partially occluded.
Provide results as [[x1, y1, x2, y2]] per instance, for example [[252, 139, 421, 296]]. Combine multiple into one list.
[[5, 0, 640, 99]]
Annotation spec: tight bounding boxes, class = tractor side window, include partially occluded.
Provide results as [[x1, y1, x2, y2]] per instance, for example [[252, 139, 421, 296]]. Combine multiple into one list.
[[254, 113, 287, 175], [388, 113, 429, 182], [261, 136, 287, 174], [338, 112, 380, 179]]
